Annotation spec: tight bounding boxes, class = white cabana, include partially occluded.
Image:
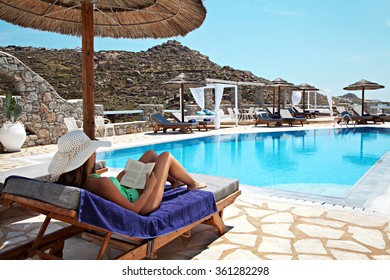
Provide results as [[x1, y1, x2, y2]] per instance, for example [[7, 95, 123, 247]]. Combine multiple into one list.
[[190, 83, 238, 129], [291, 91, 302, 106], [307, 89, 333, 116]]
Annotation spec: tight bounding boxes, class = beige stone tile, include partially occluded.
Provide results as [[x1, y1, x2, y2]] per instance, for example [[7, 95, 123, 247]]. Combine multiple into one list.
[[223, 205, 242, 218], [243, 208, 276, 218], [330, 249, 369, 260], [326, 211, 388, 227], [266, 201, 293, 212], [261, 224, 295, 238], [224, 233, 257, 247], [348, 226, 386, 250], [226, 215, 257, 233], [296, 224, 344, 239], [298, 255, 333, 260], [239, 195, 267, 207], [293, 239, 327, 254], [300, 218, 346, 228], [234, 198, 259, 208], [372, 255, 390, 260], [291, 206, 325, 217], [223, 249, 262, 260], [258, 236, 292, 254], [194, 244, 238, 260], [264, 254, 293, 260], [261, 212, 294, 223], [327, 240, 371, 253]]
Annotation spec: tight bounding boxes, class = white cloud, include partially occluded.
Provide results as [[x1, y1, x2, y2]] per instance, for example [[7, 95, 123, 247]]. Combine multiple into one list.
[[386, 19, 390, 28], [263, 5, 302, 17]]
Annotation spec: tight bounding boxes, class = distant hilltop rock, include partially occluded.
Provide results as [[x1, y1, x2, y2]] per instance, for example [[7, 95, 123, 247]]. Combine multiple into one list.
[[0, 40, 269, 111]]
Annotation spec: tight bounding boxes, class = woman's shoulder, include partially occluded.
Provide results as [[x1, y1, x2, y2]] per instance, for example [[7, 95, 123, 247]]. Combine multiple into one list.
[[86, 175, 113, 190]]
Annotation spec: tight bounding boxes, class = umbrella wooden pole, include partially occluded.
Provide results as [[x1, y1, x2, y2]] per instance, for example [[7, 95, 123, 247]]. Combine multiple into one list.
[[361, 87, 365, 115], [272, 88, 276, 114], [81, 1, 95, 140], [181, 83, 185, 122]]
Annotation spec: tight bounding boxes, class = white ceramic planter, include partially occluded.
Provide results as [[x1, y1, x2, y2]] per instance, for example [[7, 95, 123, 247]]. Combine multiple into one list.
[[0, 123, 27, 152]]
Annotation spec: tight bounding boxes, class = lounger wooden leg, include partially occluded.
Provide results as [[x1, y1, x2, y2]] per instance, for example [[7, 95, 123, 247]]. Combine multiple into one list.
[[96, 232, 112, 260], [27, 216, 52, 258], [204, 213, 226, 235], [48, 239, 65, 258]]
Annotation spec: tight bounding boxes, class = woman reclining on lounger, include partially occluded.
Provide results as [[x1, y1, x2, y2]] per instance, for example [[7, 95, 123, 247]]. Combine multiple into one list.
[[48, 130, 206, 215]]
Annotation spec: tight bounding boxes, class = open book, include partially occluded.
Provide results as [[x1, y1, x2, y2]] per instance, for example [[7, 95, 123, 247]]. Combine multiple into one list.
[[119, 159, 155, 189]]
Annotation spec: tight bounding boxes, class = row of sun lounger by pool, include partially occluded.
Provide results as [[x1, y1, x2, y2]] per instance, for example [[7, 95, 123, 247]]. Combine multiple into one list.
[[254, 108, 308, 127], [335, 106, 390, 125]]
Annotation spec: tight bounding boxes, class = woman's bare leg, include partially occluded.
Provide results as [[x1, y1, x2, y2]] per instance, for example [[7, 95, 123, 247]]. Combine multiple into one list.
[[138, 150, 184, 188], [139, 152, 207, 215], [153, 152, 206, 190]]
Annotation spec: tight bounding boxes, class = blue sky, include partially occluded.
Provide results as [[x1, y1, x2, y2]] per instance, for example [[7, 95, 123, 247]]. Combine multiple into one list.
[[1, 0, 389, 101]]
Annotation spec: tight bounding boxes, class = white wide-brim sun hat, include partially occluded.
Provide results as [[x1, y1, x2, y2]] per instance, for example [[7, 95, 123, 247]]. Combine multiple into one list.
[[48, 130, 111, 181]]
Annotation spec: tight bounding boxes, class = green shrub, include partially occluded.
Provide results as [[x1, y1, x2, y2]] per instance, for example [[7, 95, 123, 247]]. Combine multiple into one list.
[[2, 93, 22, 123]]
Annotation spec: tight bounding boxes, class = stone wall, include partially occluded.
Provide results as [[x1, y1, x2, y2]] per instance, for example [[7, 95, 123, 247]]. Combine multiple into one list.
[[0, 51, 88, 147], [0, 51, 154, 148]]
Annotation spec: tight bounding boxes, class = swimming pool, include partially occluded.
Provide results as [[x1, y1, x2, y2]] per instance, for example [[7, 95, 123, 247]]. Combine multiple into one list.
[[97, 127, 390, 198]]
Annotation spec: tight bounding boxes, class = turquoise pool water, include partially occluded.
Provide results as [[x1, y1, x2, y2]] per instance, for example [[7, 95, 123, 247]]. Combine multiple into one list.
[[97, 127, 390, 198]]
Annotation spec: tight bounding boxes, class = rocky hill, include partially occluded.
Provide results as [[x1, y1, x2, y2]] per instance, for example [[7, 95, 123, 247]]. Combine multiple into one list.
[[0, 41, 270, 112], [2, 40, 370, 116]]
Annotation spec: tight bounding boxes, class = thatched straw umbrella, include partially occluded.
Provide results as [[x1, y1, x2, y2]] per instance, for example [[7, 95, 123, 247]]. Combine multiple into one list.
[[343, 79, 384, 116], [265, 78, 299, 114], [162, 73, 206, 122], [298, 82, 319, 111], [0, 0, 206, 139]]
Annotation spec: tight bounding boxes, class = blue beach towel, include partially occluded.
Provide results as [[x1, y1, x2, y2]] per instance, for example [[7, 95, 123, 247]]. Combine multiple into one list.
[[78, 186, 217, 238]]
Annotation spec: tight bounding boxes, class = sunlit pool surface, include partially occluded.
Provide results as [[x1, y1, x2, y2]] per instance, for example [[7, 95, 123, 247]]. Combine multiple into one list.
[[97, 127, 390, 198]]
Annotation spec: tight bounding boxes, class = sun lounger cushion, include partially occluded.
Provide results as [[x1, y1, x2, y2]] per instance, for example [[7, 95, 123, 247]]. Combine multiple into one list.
[[3, 173, 239, 239], [3, 176, 81, 210]]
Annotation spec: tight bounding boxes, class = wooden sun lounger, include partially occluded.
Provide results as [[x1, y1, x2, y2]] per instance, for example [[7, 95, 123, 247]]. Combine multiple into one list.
[[150, 114, 199, 133], [0, 174, 240, 260], [279, 109, 307, 126], [170, 112, 211, 131], [254, 111, 281, 127]]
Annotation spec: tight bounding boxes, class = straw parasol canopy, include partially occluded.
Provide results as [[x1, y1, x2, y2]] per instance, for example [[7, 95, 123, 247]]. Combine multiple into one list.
[[265, 78, 299, 114], [0, 0, 206, 139], [162, 73, 206, 122], [298, 82, 319, 111], [0, 0, 206, 39], [343, 79, 385, 116]]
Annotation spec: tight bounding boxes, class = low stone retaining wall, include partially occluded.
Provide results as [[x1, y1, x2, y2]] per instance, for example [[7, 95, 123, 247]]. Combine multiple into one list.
[[95, 121, 152, 137]]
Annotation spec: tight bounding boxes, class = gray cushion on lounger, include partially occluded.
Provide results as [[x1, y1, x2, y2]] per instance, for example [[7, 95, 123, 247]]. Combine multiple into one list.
[[190, 173, 239, 202], [3, 173, 239, 211], [3, 176, 80, 210]]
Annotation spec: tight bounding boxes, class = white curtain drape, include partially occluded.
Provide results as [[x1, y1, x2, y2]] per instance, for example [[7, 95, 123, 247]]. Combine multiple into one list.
[[292, 91, 302, 106], [190, 87, 205, 109], [213, 84, 224, 129], [319, 89, 333, 116], [190, 83, 238, 129]]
